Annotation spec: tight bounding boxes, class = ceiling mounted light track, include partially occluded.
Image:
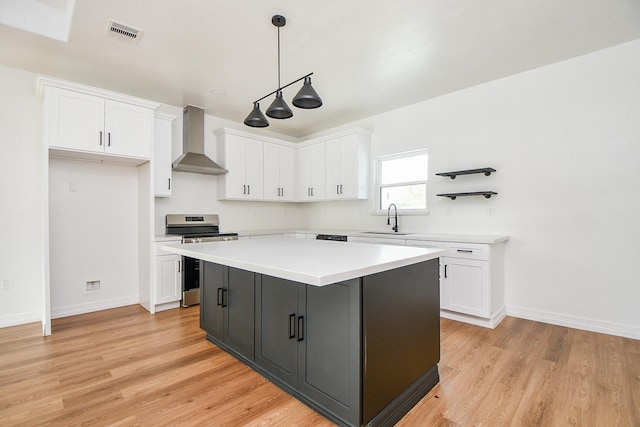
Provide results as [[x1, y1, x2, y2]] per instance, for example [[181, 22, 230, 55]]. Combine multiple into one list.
[[244, 15, 322, 128]]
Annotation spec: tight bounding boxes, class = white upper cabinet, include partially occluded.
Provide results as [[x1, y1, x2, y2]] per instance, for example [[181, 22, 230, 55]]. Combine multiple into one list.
[[263, 142, 295, 201], [324, 130, 370, 200], [42, 83, 156, 161], [297, 142, 326, 201], [217, 130, 264, 200], [154, 113, 175, 197], [215, 127, 369, 203]]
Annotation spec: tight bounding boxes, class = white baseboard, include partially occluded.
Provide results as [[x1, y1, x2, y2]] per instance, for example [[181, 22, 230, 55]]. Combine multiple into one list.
[[154, 301, 180, 312], [507, 305, 640, 340], [51, 295, 139, 319], [441, 305, 507, 329], [0, 311, 41, 328]]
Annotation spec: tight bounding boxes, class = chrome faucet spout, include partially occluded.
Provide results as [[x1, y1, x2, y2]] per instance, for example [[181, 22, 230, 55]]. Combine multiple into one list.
[[387, 203, 399, 232]]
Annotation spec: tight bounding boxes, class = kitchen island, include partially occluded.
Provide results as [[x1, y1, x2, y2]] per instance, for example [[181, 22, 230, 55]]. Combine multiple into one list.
[[162, 238, 444, 427]]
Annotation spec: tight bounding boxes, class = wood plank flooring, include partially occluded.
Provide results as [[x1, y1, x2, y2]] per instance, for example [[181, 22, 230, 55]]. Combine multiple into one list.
[[1, 305, 638, 426]]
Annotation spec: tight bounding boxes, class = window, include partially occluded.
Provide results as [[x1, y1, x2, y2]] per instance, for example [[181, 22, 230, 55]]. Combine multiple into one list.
[[376, 150, 428, 212]]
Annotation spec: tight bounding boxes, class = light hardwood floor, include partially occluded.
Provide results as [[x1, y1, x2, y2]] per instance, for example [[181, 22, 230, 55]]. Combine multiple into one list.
[[1, 305, 638, 426]]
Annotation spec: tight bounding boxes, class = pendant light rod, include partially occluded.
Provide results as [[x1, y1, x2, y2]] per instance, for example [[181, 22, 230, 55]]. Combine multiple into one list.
[[252, 72, 314, 104]]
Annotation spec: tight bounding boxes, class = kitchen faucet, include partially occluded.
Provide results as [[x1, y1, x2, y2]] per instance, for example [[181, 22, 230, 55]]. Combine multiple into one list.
[[387, 203, 398, 232]]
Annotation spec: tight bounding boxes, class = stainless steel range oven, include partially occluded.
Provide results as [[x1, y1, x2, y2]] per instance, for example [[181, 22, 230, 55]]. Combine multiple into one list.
[[165, 214, 238, 307]]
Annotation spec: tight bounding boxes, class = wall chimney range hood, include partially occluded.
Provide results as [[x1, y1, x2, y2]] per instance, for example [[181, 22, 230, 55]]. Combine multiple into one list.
[[172, 105, 228, 175]]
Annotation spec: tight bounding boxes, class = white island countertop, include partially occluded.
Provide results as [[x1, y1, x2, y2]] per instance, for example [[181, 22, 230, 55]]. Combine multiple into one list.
[[162, 237, 445, 286]]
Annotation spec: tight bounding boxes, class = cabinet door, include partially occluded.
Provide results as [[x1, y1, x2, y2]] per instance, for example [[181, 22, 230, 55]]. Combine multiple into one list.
[[244, 137, 264, 200], [255, 275, 301, 386], [298, 280, 361, 426], [200, 261, 225, 340], [297, 142, 326, 201], [337, 134, 359, 198], [46, 87, 104, 152], [263, 142, 280, 200], [325, 137, 342, 199], [225, 267, 255, 360], [155, 255, 181, 304], [441, 257, 490, 318], [222, 133, 247, 199], [278, 146, 295, 201], [297, 145, 313, 201], [154, 116, 173, 197], [104, 100, 153, 159]]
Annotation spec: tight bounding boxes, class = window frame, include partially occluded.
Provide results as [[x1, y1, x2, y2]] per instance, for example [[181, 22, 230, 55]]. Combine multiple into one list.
[[374, 149, 430, 215]]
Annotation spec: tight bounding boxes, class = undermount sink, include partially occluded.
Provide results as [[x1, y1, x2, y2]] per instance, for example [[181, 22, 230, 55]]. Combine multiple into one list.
[[361, 231, 410, 236]]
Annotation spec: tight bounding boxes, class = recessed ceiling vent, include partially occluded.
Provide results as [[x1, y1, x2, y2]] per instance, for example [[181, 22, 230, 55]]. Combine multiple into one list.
[[105, 19, 143, 44]]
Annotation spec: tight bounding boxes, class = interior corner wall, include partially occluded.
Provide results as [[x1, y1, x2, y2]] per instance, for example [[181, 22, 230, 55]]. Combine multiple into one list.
[[300, 39, 640, 337], [0, 65, 44, 327]]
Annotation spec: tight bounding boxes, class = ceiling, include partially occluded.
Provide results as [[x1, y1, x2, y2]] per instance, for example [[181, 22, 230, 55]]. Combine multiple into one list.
[[1, 0, 640, 138]]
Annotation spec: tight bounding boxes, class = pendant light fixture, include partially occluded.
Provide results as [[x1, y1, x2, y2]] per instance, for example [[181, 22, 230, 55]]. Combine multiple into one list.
[[244, 15, 322, 128]]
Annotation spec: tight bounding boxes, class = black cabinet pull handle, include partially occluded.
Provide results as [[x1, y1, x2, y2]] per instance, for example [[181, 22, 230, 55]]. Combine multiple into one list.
[[242, 185, 246, 194], [297, 316, 305, 342], [99, 131, 103, 146], [221, 289, 228, 307], [168, 178, 171, 190], [336, 184, 340, 194], [457, 249, 473, 253], [107, 132, 111, 147], [444, 265, 448, 278], [177, 260, 181, 273], [289, 314, 296, 339], [247, 185, 250, 195], [217, 288, 223, 306], [340, 184, 343, 194]]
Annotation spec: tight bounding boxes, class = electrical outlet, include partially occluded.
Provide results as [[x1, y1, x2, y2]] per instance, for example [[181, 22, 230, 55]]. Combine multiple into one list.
[[1, 278, 13, 290], [84, 280, 101, 293]]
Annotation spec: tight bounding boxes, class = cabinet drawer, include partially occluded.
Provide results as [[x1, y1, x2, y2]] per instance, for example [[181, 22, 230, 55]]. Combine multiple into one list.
[[443, 242, 489, 260]]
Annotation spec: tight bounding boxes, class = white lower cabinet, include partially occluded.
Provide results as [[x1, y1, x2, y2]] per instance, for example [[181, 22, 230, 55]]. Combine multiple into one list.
[[441, 257, 490, 318], [154, 242, 182, 310], [155, 254, 181, 305]]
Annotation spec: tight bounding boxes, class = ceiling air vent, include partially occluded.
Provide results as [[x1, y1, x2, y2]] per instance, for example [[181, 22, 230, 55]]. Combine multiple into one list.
[[105, 19, 143, 44]]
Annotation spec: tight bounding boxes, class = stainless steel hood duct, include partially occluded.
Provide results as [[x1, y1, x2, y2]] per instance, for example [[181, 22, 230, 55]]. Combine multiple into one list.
[[172, 105, 228, 175]]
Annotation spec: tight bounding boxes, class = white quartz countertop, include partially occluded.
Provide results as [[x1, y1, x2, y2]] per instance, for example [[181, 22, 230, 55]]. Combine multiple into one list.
[[162, 238, 444, 286]]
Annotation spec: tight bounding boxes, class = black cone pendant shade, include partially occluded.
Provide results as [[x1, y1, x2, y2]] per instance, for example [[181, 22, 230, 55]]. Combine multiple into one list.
[[244, 102, 269, 127], [292, 76, 322, 109], [266, 90, 293, 119]]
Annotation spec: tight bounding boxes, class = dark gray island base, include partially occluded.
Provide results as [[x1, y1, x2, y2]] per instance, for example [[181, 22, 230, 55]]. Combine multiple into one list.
[[199, 259, 440, 427]]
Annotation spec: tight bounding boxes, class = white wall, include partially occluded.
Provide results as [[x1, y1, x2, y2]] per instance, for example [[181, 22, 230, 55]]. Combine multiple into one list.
[[0, 66, 44, 327], [300, 39, 640, 337], [48, 158, 140, 317]]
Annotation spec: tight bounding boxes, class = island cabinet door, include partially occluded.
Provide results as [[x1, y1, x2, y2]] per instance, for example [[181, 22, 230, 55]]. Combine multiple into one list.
[[201, 263, 255, 361], [200, 262, 225, 341], [297, 279, 361, 427], [224, 267, 255, 361], [255, 275, 301, 386]]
